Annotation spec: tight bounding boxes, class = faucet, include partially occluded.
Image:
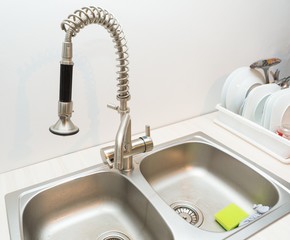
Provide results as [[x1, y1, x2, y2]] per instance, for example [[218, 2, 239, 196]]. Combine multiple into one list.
[[101, 112, 153, 171], [50, 6, 153, 171]]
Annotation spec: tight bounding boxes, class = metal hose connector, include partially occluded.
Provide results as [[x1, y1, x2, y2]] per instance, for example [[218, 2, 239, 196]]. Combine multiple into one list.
[[61, 6, 130, 102]]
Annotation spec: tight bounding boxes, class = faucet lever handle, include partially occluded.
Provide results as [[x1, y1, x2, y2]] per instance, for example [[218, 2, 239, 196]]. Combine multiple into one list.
[[139, 125, 153, 153], [107, 103, 119, 111], [145, 125, 151, 137]]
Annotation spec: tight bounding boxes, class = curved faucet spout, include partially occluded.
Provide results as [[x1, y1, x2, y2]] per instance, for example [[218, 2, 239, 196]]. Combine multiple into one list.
[[50, 6, 153, 172], [50, 6, 130, 136]]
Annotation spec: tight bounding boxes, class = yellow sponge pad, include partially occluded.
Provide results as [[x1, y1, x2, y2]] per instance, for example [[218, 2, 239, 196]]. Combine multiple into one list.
[[215, 203, 249, 231]]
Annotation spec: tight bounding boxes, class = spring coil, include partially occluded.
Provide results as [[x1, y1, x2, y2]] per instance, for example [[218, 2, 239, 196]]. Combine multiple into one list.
[[61, 6, 130, 101]]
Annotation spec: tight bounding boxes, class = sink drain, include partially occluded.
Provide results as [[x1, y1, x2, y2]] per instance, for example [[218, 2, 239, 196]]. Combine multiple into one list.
[[170, 201, 204, 227], [97, 231, 131, 240]]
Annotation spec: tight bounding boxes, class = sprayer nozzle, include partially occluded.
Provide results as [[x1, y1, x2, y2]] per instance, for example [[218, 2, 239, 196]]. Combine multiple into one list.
[[49, 117, 79, 136], [49, 101, 79, 136]]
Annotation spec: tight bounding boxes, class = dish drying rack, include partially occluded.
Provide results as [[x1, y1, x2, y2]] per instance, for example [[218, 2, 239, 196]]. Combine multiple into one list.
[[214, 104, 290, 164]]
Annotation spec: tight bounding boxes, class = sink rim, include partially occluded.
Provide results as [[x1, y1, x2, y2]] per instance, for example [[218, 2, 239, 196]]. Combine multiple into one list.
[[5, 131, 290, 240]]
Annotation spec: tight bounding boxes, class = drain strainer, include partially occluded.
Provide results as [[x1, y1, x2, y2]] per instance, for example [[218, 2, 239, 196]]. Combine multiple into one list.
[[170, 201, 204, 227], [97, 231, 131, 240]]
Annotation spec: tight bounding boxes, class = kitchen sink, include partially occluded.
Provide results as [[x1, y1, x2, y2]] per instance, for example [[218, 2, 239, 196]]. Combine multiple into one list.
[[5, 132, 290, 240], [5, 168, 173, 240]]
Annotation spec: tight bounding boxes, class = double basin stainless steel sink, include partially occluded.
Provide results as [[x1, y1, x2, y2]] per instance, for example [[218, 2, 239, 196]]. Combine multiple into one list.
[[5, 132, 290, 240]]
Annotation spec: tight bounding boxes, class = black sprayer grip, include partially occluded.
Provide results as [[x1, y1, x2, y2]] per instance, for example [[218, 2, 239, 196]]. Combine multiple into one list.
[[59, 64, 73, 102]]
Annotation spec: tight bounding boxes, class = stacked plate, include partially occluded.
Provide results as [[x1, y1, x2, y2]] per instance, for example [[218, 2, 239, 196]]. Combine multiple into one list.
[[221, 66, 264, 114], [221, 67, 290, 133], [242, 84, 280, 125], [261, 88, 290, 131]]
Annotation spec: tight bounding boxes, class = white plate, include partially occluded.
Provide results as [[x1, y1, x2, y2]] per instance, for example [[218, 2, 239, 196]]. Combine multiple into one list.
[[269, 88, 290, 131], [221, 67, 248, 107], [242, 83, 280, 124], [226, 67, 264, 113], [282, 106, 290, 126], [262, 88, 289, 129]]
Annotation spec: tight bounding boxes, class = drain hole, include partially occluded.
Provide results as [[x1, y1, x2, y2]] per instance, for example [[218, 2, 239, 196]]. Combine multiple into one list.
[[97, 231, 131, 240], [170, 201, 204, 227]]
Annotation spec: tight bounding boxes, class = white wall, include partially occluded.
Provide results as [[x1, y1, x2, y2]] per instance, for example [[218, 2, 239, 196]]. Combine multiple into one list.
[[1, 0, 290, 173]]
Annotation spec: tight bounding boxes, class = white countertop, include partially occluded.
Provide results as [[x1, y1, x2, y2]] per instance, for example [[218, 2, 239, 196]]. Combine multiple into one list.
[[1, 112, 289, 240]]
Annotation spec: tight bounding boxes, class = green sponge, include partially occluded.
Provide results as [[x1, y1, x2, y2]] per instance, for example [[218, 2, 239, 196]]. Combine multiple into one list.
[[215, 203, 249, 231]]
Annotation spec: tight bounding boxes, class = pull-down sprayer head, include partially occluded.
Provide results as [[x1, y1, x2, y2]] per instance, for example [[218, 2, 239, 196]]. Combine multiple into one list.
[[49, 42, 79, 136]]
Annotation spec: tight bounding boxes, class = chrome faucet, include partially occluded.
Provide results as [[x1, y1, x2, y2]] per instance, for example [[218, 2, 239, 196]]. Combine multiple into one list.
[[102, 112, 153, 171], [50, 6, 153, 171]]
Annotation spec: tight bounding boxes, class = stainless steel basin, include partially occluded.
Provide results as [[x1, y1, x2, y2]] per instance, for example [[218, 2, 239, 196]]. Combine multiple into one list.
[[5, 167, 173, 240], [136, 133, 290, 239], [6, 132, 290, 240], [140, 141, 280, 232]]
